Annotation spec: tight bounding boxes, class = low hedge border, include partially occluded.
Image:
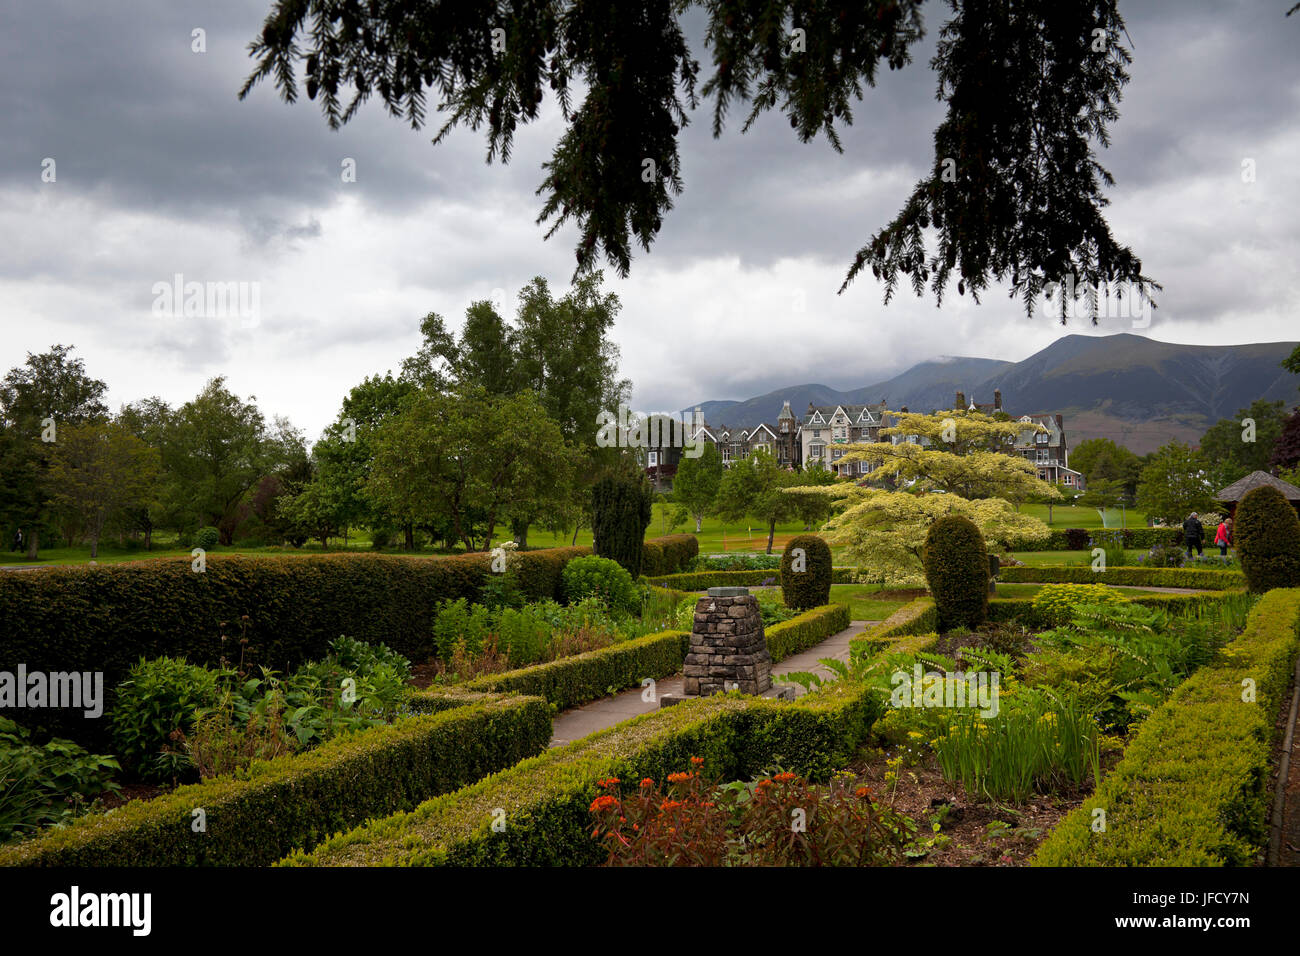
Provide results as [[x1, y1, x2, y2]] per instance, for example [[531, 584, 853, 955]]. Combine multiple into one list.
[[999, 566, 1244, 590], [849, 598, 939, 660], [1032, 588, 1300, 866], [452, 631, 691, 712], [1006, 527, 1183, 552], [438, 603, 853, 711], [0, 692, 552, 867], [765, 604, 851, 663], [987, 591, 1247, 628], [0, 546, 591, 748], [645, 567, 856, 590], [283, 675, 884, 867]]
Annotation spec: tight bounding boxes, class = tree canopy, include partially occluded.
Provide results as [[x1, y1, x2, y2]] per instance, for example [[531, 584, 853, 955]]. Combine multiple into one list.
[[240, 0, 1155, 317]]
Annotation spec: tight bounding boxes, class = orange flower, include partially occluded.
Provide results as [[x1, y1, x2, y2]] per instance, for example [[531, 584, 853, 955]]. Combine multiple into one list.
[[690, 756, 704, 767], [659, 799, 683, 811], [773, 772, 797, 782], [667, 772, 693, 784], [855, 786, 873, 799], [589, 795, 619, 814], [597, 777, 620, 789], [640, 777, 654, 789]]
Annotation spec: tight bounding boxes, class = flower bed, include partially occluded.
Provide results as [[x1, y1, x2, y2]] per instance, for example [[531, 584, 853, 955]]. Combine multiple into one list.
[[0, 691, 551, 867]]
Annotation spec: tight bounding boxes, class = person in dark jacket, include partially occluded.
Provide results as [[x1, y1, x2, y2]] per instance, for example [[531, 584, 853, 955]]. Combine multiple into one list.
[[11, 528, 21, 553], [1182, 512, 1204, 558]]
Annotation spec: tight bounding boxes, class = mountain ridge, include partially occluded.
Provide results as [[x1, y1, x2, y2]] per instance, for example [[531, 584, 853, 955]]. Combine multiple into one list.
[[683, 334, 1299, 454]]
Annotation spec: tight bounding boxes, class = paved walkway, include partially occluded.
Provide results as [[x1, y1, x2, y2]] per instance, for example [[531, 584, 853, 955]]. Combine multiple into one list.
[[548, 620, 876, 748]]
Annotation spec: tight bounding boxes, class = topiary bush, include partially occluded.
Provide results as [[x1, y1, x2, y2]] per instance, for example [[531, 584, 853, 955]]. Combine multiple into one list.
[[194, 526, 221, 551], [592, 471, 654, 578], [562, 555, 641, 616], [1234, 485, 1300, 593], [922, 515, 990, 632], [780, 535, 833, 611]]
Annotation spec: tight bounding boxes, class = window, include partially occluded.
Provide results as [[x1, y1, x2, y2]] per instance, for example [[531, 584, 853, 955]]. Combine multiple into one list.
[[833, 426, 847, 440], [812, 429, 821, 439], [647, 451, 658, 466], [810, 443, 825, 458]]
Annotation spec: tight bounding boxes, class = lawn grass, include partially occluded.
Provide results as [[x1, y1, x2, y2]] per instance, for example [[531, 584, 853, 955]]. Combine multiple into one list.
[[505, 503, 831, 556], [827, 584, 913, 622], [3, 502, 1150, 569], [1018, 503, 1148, 528]]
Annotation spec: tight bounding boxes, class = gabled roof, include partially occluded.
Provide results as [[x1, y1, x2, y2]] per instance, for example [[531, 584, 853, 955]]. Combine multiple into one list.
[[1216, 470, 1300, 502], [803, 402, 887, 427]]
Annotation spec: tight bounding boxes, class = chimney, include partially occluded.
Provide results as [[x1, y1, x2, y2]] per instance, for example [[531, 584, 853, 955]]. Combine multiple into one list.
[[955, 391, 966, 410], [994, 389, 1002, 411], [1055, 414, 1064, 431]]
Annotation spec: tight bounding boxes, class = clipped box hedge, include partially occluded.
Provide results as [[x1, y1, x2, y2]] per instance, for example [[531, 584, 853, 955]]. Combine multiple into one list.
[[849, 599, 939, 660], [640, 534, 699, 577], [444, 600, 852, 713], [765, 604, 851, 663], [0, 547, 589, 746], [283, 673, 884, 867], [645, 567, 856, 590], [0, 692, 551, 867], [1006, 527, 1184, 552], [986, 591, 1246, 628], [999, 565, 1245, 590], [1032, 588, 1300, 866], [454, 631, 691, 712]]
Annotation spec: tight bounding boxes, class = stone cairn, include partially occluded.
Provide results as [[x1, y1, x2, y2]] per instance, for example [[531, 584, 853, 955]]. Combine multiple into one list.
[[683, 586, 773, 696]]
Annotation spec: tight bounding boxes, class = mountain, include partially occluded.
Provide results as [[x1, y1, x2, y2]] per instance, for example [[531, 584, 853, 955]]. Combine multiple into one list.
[[683, 357, 1011, 430], [686, 334, 1299, 454]]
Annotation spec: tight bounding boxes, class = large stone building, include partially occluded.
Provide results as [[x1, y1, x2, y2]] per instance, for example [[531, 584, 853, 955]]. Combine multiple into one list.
[[644, 392, 1083, 491], [801, 401, 890, 478]]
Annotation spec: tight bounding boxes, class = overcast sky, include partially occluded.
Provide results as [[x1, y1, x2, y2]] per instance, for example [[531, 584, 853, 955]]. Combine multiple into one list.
[[2, 0, 1297, 441]]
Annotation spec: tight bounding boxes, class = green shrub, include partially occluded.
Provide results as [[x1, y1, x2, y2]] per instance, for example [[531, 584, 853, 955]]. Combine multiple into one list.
[[642, 534, 699, 576], [780, 535, 833, 611], [110, 657, 222, 783], [1235, 485, 1300, 593], [923, 515, 989, 631], [646, 567, 854, 590], [0, 693, 550, 866], [1030, 583, 1127, 628], [0, 547, 591, 749], [998, 565, 1244, 590], [694, 553, 782, 571], [194, 527, 221, 551], [0, 719, 120, 845], [592, 471, 654, 578], [1032, 588, 1300, 866], [457, 630, 690, 711], [562, 555, 640, 615]]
